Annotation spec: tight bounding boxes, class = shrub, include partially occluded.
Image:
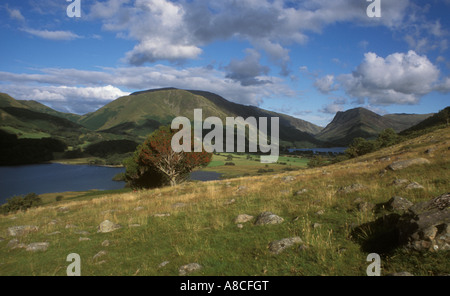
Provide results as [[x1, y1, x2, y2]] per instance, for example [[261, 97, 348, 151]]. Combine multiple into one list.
[[225, 162, 235, 166], [0, 193, 42, 215]]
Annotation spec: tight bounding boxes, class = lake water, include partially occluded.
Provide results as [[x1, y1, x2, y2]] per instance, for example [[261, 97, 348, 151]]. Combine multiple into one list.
[[288, 147, 347, 154], [0, 163, 222, 204]]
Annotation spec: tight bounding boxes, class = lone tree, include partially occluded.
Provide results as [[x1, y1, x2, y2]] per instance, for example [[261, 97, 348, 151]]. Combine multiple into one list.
[[125, 126, 212, 188]]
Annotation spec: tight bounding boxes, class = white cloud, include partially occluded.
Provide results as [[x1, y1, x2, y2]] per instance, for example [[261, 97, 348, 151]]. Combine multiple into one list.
[[21, 28, 82, 41], [0, 64, 295, 114], [5, 5, 25, 22], [314, 75, 338, 94], [337, 51, 441, 105]]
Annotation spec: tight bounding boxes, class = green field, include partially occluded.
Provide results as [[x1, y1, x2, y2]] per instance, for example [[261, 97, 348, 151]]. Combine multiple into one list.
[[201, 153, 310, 179]]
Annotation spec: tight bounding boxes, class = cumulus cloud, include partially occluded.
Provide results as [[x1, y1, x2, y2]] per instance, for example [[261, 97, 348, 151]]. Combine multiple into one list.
[[0, 64, 295, 114], [337, 50, 441, 105], [21, 28, 83, 41], [5, 5, 25, 22], [225, 49, 271, 86], [85, 0, 412, 71], [314, 75, 338, 94]]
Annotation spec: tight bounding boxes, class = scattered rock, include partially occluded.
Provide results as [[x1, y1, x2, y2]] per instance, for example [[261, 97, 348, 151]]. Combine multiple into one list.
[[425, 148, 436, 155], [97, 220, 122, 233], [48, 220, 59, 225], [6, 239, 26, 249], [358, 202, 376, 212], [172, 203, 187, 209], [224, 199, 236, 205], [134, 207, 144, 211], [337, 183, 366, 194], [254, 212, 284, 225], [236, 224, 244, 229], [74, 230, 90, 235], [312, 223, 322, 229], [7, 225, 38, 237], [57, 207, 69, 213], [315, 210, 325, 216], [158, 261, 170, 268], [179, 263, 202, 276], [129, 224, 141, 227], [152, 213, 171, 217], [405, 182, 424, 190], [282, 176, 295, 182], [386, 196, 414, 211], [268, 237, 303, 254], [93, 250, 107, 261], [295, 189, 308, 195], [101, 240, 110, 247], [79, 237, 91, 242], [392, 179, 409, 187], [234, 214, 254, 224], [26, 242, 49, 252], [387, 158, 430, 171], [65, 224, 78, 229], [46, 231, 62, 236], [386, 271, 414, 276], [398, 193, 450, 252], [298, 244, 309, 251]]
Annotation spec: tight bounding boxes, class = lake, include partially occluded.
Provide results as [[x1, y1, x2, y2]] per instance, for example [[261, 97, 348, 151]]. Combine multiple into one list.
[[288, 147, 347, 154], [0, 163, 222, 204]]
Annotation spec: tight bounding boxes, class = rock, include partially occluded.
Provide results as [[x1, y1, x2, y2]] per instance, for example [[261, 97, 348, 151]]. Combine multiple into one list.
[[315, 210, 325, 216], [397, 193, 450, 252], [425, 148, 436, 155], [337, 183, 366, 194], [295, 189, 308, 195], [224, 199, 236, 205], [312, 223, 322, 229], [26, 242, 49, 252], [152, 213, 171, 217], [46, 231, 62, 236], [129, 224, 141, 227], [405, 182, 424, 190], [134, 207, 144, 211], [236, 224, 244, 229], [386, 196, 414, 211], [268, 237, 303, 254], [172, 203, 187, 209], [101, 240, 110, 247], [234, 214, 254, 224], [93, 250, 107, 261], [79, 237, 91, 241], [179, 263, 202, 276], [57, 207, 70, 213], [282, 176, 295, 182], [6, 239, 26, 249], [48, 220, 59, 225], [74, 230, 90, 235], [386, 271, 414, 276], [158, 261, 170, 268], [387, 158, 430, 171], [254, 212, 284, 225], [7, 225, 38, 237], [65, 224, 78, 229], [392, 179, 409, 187], [237, 186, 247, 192], [358, 202, 376, 212], [97, 220, 122, 233]]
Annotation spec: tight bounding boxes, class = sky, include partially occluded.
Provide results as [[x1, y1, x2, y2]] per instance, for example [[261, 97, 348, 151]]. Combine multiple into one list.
[[0, 0, 449, 127]]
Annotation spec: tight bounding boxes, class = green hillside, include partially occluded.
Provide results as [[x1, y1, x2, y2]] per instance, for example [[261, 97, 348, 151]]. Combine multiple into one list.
[[78, 88, 324, 147]]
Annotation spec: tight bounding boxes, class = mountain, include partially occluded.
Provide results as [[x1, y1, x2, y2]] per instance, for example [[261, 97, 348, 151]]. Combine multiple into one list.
[[382, 113, 433, 132], [400, 106, 450, 136], [0, 93, 81, 123], [78, 88, 324, 148], [315, 107, 434, 146]]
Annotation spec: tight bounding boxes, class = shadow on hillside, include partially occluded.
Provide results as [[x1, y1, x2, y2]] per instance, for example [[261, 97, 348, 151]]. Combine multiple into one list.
[[350, 213, 404, 255]]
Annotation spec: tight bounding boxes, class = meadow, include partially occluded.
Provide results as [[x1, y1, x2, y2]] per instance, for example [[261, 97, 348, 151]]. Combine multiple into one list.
[[0, 126, 448, 276]]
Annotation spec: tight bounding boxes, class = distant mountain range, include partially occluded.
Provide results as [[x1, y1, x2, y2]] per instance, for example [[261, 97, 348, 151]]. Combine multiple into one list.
[[0, 88, 442, 151]]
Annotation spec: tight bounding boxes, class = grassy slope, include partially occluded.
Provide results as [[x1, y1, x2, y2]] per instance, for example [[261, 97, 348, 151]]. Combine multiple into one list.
[[0, 127, 449, 276]]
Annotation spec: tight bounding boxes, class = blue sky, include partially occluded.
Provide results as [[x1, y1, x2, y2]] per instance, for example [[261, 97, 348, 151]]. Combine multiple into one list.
[[0, 0, 449, 127]]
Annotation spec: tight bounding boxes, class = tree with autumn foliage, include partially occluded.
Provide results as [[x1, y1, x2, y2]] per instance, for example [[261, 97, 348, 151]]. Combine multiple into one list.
[[125, 126, 212, 188]]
